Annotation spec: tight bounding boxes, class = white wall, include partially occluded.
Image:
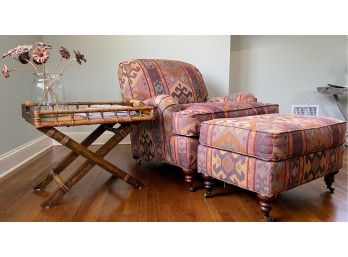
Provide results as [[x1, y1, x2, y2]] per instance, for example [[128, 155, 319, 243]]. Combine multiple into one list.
[[0, 35, 43, 156], [42, 35, 231, 135], [230, 36, 347, 119], [43, 35, 230, 100]]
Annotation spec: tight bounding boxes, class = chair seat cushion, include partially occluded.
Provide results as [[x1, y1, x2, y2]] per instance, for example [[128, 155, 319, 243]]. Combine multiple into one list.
[[199, 113, 346, 161], [172, 102, 279, 136]]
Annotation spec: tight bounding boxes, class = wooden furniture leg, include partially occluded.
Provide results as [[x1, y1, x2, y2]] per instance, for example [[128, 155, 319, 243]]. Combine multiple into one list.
[[324, 171, 339, 193], [203, 174, 214, 198], [41, 124, 136, 208], [183, 168, 196, 192], [32, 124, 108, 191], [257, 194, 276, 222], [39, 125, 144, 208]]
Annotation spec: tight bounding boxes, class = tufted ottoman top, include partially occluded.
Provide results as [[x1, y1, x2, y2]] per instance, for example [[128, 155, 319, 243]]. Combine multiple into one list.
[[200, 114, 346, 161]]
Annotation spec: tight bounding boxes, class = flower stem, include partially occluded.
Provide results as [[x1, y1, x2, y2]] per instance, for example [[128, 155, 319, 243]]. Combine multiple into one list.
[[13, 58, 38, 73], [38, 75, 59, 107], [60, 58, 76, 74], [26, 60, 39, 73], [55, 57, 63, 73]]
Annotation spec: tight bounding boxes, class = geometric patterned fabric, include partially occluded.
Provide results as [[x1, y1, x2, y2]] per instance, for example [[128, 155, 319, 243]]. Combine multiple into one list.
[[173, 102, 279, 136], [117, 59, 280, 173], [198, 114, 346, 196], [198, 144, 344, 196], [200, 114, 346, 161], [118, 59, 208, 104]]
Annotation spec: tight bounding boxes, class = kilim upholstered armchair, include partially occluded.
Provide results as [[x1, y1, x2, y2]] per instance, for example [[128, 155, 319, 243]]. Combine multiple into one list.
[[118, 59, 279, 191]]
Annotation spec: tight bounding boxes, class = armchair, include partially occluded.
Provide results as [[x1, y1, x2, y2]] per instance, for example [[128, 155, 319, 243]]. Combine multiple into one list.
[[118, 59, 279, 190]]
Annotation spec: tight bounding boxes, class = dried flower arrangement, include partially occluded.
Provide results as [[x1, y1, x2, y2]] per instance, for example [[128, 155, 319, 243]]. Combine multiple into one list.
[[1, 42, 86, 109]]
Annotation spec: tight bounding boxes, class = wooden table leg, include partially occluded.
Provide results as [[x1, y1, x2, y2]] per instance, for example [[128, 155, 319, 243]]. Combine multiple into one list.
[[32, 124, 108, 191], [39, 124, 144, 208]]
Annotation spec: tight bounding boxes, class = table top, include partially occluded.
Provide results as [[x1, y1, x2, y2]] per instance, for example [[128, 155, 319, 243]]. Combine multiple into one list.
[[22, 101, 155, 128]]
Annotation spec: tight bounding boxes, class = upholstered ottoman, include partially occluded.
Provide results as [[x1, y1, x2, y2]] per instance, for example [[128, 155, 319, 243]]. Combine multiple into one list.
[[197, 114, 346, 221]]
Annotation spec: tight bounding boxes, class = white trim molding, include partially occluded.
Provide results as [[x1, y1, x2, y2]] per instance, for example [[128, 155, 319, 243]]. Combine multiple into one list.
[[0, 136, 52, 179], [0, 131, 131, 180]]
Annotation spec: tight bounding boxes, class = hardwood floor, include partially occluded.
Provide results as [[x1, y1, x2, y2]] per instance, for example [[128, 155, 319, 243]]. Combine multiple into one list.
[[0, 145, 347, 222]]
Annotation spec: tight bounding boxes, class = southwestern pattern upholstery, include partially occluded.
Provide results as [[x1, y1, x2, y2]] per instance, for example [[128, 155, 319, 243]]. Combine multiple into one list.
[[200, 114, 347, 161], [170, 135, 200, 170], [118, 59, 279, 189], [131, 95, 180, 163], [119, 59, 208, 104], [173, 102, 279, 136], [207, 92, 257, 103], [198, 145, 344, 196], [197, 114, 346, 221]]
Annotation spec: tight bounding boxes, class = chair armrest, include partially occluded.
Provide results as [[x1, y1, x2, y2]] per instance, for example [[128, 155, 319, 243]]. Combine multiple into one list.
[[207, 92, 257, 103], [144, 94, 180, 137], [142, 95, 181, 162], [143, 94, 181, 114]]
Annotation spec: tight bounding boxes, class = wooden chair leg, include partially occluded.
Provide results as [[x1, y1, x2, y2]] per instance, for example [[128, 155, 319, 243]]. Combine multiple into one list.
[[257, 194, 276, 222], [32, 124, 107, 191], [183, 168, 196, 192], [324, 171, 338, 193], [203, 174, 214, 198]]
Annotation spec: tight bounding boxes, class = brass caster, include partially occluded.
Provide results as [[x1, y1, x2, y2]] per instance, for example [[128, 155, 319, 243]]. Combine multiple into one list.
[[204, 190, 212, 198]]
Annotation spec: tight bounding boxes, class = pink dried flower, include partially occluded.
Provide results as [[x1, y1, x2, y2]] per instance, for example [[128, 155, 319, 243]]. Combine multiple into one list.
[[59, 47, 70, 59], [37, 42, 52, 49], [32, 46, 49, 64], [2, 64, 10, 78], [2, 45, 32, 59], [11, 45, 33, 57], [74, 50, 86, 65]]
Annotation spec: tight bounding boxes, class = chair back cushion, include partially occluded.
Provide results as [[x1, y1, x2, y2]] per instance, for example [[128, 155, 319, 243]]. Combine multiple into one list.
[[118, 59, 208, 104]]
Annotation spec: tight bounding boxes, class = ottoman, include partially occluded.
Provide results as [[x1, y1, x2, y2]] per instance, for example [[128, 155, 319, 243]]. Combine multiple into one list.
[[197, 114, 346, 221]]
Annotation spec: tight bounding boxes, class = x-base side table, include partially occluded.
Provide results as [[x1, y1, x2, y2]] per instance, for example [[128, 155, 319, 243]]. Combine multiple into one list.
[[22, 101, 154, 208]]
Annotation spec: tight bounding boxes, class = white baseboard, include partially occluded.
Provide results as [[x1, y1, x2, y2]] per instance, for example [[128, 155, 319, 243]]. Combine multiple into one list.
[[0, 131, 131, 180], [0, 136, 52, 179], [51, 132, 131, 145]]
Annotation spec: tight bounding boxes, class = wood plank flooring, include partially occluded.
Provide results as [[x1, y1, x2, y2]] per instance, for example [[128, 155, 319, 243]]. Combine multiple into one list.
[[0, 145, 347, 221]]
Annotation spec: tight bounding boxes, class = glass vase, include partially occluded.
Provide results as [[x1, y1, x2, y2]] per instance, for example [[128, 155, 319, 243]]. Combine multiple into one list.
[[31, 73, 66, 111]]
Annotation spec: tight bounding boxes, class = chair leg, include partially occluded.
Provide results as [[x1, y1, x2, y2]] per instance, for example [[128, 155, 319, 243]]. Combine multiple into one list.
[[183, 168, 195, 192], [324, 171, 338, 193], [203, 174, 213, 198], [257, 194, 276, 222]]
